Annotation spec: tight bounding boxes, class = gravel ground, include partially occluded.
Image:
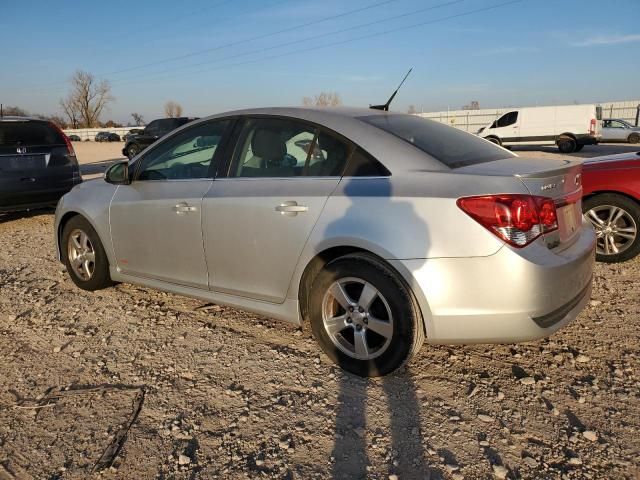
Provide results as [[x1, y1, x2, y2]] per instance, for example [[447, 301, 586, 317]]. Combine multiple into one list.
[[1, 143, 639, 479], [0, 212, 639, 479]]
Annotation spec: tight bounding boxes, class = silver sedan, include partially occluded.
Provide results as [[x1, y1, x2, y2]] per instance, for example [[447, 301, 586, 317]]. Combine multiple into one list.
[[54, 107, 595, 376]]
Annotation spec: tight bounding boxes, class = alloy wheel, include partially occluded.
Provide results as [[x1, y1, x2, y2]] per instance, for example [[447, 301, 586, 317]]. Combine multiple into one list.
[[67, 228, 96, 280], [586, 205, 638, 256], [321, 277, 394, 361]]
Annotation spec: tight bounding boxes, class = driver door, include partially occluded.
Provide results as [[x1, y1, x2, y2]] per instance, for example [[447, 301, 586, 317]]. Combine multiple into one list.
[[109, 120, 231, 288]]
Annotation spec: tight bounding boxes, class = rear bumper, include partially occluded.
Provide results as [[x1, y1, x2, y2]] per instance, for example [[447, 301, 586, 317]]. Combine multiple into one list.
[[392, 221, 596, 344]]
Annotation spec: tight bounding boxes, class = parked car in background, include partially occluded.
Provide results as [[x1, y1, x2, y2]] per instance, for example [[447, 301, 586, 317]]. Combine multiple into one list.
[[55, 108, 594, 376], [123, 128, 143, 143], [600, 119, 640, 144], [122, 117, 197, 159], [478, 104, 602, 153], [95, 132, 120, 142], [582, 151, 640, 262], [1, 117, 81, 213], [68, 134, 81, 141]]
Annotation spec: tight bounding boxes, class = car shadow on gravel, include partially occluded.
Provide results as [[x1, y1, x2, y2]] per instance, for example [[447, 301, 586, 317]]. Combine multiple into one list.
[[0, 208, 54, 224]]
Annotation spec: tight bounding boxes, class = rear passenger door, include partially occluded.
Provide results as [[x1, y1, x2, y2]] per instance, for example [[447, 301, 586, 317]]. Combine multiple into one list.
[[202, 117, 351, 303]]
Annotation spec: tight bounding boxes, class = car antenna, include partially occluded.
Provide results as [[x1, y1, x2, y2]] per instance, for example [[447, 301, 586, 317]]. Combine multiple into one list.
[[370, 68, 413, 112]]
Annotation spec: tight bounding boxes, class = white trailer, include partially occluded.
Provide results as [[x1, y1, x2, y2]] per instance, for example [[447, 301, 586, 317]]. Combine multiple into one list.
[[477, 104, 602, 153]]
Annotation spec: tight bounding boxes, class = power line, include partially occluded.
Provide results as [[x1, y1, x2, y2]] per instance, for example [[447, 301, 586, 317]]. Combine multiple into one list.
[[106, 0, 467, 86], [111, 0, 523, 89], [98, 0, 405, 79]]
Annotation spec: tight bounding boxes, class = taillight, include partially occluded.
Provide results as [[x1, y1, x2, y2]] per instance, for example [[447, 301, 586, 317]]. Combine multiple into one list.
[[457, 194, 558, 248], [589, 118, 596, 136], [49, 122, 76, 157]]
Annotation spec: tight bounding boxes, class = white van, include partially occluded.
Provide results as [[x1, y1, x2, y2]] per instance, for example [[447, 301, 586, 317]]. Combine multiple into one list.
[[478, 104, 602, 153]]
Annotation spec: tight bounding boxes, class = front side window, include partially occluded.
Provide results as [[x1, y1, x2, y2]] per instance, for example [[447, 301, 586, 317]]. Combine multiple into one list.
[[496, 111, 518, 128], [609, 120, 626, 129], [135, 120, 229, 181], [233, 118, 349, 178]]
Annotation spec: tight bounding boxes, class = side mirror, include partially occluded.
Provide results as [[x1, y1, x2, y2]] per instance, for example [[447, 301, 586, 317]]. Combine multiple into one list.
[[105, 161, 130, 185]]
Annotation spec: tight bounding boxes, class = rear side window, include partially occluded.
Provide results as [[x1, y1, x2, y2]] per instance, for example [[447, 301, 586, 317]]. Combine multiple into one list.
[[344, 148, 390, 176], [232, 118, 350, 178], [0, 121, 65, 146], [359, 114, 514, 169]]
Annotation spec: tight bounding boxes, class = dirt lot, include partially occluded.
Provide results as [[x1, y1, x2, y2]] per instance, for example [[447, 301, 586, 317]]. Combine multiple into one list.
[[0, 144, 639, 479]]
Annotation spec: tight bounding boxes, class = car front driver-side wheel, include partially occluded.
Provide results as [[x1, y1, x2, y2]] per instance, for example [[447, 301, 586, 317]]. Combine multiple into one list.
[[629, 133, 640, 144], [308, 253, 424, 377], [62, 216, 114, 291]]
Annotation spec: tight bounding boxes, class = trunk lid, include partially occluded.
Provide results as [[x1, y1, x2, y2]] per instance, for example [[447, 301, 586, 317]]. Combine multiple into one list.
[[456, 157, 584, 249]]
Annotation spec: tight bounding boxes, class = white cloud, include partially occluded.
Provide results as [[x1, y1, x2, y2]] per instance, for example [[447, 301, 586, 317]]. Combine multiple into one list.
[[571, 34, 640, 47]]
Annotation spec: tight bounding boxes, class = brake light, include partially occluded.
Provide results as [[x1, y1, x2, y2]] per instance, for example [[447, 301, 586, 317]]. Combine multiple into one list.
[[49, 122, 76, 157], [457, 194, 558, 248], [589, 118, 596, 136]]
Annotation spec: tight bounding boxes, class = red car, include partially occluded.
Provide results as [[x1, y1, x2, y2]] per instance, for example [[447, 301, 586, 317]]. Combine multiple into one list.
[[582, 151, 640, 262]]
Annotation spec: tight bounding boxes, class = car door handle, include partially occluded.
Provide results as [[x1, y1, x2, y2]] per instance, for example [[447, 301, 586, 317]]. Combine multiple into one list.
[[275, 201, 308, 216], [173, 203, 197, 214], [20, 177, 36, 182]]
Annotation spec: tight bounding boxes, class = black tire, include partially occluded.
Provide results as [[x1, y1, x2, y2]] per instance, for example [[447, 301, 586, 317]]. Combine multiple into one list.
[[583, 194, 640, 263], [557, 136, 577, 153], [61, 216, 114, 291], [574, 144, 584, 152], [308, 252, 424, 377], [629, 133, 640, 144], [486, 136, 501, 146], [126, 144, 140, 159]]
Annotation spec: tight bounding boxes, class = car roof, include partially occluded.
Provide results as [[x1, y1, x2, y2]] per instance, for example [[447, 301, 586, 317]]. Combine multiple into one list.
[[0, 116, 50, 123], [194, 107, 447, 172]]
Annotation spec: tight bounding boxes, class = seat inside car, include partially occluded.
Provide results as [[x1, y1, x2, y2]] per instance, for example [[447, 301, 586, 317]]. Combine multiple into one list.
[[240, 128, 293, 177]]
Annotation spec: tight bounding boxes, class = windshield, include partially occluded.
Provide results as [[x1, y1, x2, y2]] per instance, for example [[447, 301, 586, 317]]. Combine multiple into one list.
[[0, 121, 65, 146], [358, 114, 514, 168]]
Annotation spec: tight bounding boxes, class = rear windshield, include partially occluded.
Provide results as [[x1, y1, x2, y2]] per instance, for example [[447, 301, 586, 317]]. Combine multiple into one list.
[[0, 121, 65, 146], [358, 114, 515, 169]]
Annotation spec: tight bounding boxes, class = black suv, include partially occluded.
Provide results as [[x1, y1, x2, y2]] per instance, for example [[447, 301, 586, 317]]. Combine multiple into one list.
[[95, 131, 121, 142], [0, 117, 81, 213], [122, 117, 197, 159]]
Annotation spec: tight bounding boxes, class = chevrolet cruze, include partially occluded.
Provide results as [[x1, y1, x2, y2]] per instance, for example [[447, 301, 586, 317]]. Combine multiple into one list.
[[54, 108, 595, 376]]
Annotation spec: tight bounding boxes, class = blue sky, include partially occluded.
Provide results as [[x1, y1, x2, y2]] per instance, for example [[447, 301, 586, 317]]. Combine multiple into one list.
[[1, 0, 638, 124]]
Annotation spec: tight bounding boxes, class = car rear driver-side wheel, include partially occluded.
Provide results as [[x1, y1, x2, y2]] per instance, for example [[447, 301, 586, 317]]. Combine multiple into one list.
[[629, 133, 640, 144], [308, 252, 424, 377], [62, 216, 114, 291], [583, 194, 640, 263], [557, 136, 577, 153]]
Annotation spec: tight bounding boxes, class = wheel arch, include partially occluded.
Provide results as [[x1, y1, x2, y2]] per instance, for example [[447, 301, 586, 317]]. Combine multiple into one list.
[[296, 245, 431, 338], [485, 135, 501, 145], [583, 190, 640, 207], [56, 211, 111, 264], [556, 132, 577, 142]]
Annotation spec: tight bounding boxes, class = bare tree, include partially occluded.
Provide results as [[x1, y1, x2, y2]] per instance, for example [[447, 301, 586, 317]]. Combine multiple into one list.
[[1, 105, 29, 116], [302, 92, 342, 107], [164, 101, 183, 118], [60, 96, 80, 129], [131, 112, 144, 126], [60, 70, 113, 128], [407, 105, 417, 114]]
